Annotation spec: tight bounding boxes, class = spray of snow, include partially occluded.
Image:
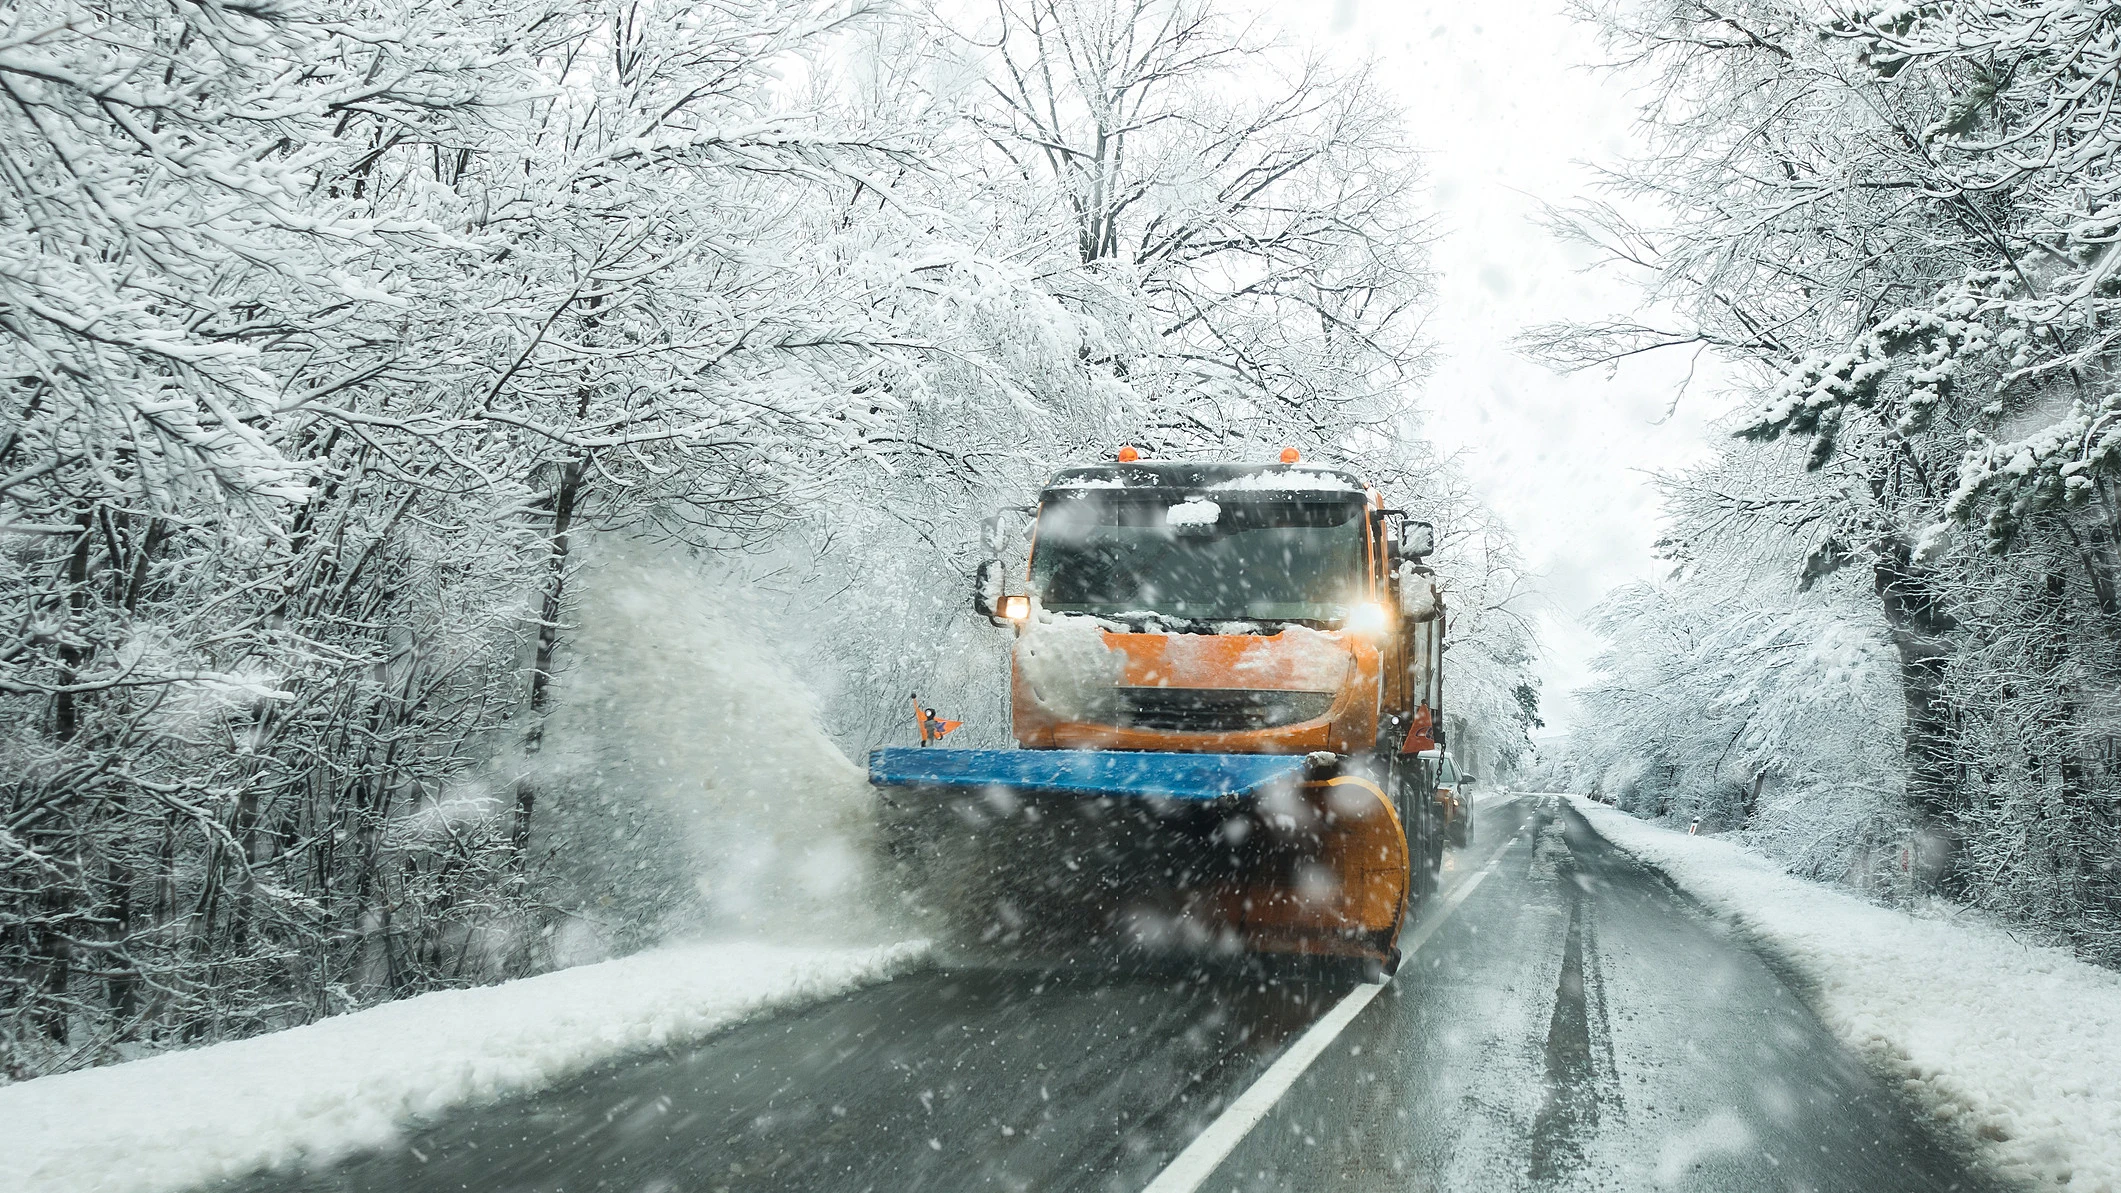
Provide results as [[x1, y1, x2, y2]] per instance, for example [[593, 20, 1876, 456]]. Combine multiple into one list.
[[533, 536, 898, 952]]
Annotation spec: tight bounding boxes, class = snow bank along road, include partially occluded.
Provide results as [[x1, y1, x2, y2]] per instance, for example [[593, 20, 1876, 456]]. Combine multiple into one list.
[[200, 795, 1999, 1193], [1, 942, 930, 1193], [1571, 796, 2121, 1192]]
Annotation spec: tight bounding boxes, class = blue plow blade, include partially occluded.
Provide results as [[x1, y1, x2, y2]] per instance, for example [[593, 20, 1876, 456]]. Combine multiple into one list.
[[867, 748, 1307, 803]]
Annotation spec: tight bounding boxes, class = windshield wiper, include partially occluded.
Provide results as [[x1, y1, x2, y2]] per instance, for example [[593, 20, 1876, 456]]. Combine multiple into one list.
[[1092, 611, 1331, 634]]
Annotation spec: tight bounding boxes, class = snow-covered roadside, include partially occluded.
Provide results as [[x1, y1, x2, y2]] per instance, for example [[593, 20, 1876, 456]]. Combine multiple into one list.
[[1, 939, 929, 1193], [1563, 794, 2121, 1192]]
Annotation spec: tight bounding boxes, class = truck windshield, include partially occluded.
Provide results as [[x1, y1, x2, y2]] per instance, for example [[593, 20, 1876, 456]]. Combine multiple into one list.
[[1029, 493, 1366, 624]]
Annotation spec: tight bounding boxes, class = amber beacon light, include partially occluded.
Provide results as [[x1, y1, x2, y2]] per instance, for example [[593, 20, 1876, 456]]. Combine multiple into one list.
[[1117, 445, 1141, 462], [1280, 447, 1301, 463]]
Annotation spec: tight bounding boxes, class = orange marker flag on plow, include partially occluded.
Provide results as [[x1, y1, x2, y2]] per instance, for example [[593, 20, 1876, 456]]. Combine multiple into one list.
[[1399, 704, 1436, 755], [911, 695, 962, 746]]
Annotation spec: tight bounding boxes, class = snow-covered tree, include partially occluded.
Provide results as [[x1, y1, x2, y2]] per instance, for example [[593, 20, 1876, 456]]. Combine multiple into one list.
[[0, 0, 1039, 1076], [0, 0, 555, 1076], [1537, 0, 2121, 956], [1555, 447, 1909, 883], [928, 0, 1435, 451]]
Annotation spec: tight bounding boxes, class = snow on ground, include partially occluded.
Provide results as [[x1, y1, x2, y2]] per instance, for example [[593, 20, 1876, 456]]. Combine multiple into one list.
[[0, 939, 929, 1193], [1565, 794, 2121, 1192]]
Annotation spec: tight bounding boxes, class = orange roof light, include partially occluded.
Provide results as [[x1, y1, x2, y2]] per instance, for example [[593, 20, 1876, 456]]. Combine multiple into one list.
[[1117, 445, 1141, 462], [1279, 447, 1301, 463]]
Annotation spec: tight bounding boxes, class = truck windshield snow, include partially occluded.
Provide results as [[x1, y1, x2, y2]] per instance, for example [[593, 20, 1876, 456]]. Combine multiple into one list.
[[1029, 494, 1364, 624]]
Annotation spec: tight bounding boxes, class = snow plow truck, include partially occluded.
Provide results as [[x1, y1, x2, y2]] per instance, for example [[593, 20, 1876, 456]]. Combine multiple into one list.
[[870, 451, 1449, 978]]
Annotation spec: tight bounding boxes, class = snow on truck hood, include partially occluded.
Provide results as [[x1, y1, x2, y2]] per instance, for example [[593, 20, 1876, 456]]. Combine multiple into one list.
[[1014, 611, 1355, 721]]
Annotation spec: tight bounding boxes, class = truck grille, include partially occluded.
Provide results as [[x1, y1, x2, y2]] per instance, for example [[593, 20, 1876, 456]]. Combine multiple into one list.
[[1108, 688, 1334, 732]]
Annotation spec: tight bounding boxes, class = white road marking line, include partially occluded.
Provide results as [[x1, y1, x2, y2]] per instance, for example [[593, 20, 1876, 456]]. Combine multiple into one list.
[[1139, 822, 1525, 1193]]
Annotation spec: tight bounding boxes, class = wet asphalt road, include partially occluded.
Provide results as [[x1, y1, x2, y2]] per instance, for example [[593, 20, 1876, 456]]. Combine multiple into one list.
[[223, 797, 2002, 1193]]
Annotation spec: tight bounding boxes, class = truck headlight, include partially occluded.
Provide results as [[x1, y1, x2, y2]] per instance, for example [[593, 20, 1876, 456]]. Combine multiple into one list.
[[1000, 594, 1030, 621], [1345, 601, 1389, 635]]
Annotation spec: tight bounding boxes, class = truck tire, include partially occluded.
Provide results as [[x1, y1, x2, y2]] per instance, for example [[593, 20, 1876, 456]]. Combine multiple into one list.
[[1447, 805, 1470, 848], [1385, 753, 1435, 913], [1402, 804, 1441, 909], [1421, 809, 1444, 901]]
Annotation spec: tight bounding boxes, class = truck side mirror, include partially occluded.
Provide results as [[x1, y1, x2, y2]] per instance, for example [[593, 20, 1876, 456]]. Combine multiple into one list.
[[973, 559, 1003, 618], [1400, 520, 1435, 562]]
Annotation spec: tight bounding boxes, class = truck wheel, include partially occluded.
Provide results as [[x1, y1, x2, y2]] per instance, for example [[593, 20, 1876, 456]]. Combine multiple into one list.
[[1402, 826, 1428, 913], [1412, 811, 1442, 905], [1426, 811, 1446, 895]]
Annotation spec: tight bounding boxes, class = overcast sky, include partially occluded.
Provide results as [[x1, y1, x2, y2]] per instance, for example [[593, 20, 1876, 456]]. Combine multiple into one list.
[[1279, 0, 1735, 736]]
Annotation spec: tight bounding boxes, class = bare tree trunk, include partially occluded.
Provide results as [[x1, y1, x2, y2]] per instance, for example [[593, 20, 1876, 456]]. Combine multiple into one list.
[[105, 793, 138, 1030], [229, 784, 260, 956], [1872, 534, 1961, 891], [34, 510, 97, 1044], [511, 456, 587, 864], [53, 509, 91, 741]]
